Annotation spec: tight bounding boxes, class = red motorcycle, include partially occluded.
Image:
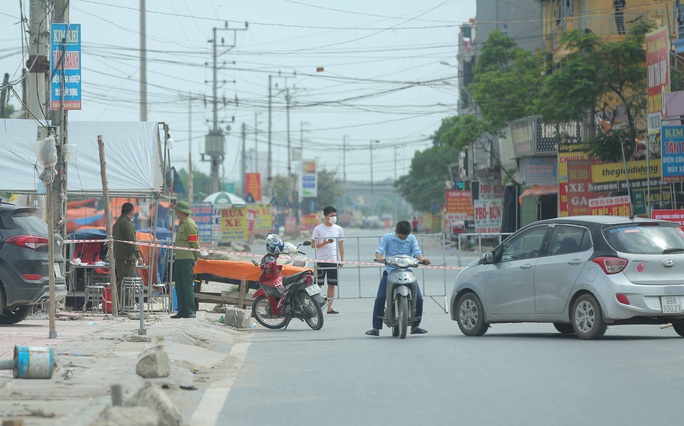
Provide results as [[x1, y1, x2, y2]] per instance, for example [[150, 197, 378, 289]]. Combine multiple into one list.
[[251, 235, 324, 330]]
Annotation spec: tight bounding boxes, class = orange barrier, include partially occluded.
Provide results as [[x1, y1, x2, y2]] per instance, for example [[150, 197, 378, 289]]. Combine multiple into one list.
[[194, 258, 311, 282]]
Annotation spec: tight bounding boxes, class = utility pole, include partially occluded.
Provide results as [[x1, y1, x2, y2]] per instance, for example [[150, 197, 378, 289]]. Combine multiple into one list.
[[0, 73, 9, 117], [203, 23, 247, 194], [188, 94, 193, 203], [28, 0, 49, 120], [241, 122, 246, 197], [266, 71, 296, 197], [370, 140, 380, 216], [254, 112, 259, 173], [342, 134, 348, 212], [140, 0, 147, 121]]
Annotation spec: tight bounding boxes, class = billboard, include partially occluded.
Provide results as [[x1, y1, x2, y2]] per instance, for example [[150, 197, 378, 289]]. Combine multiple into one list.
[[646, 27, 670, 134], [50, 23, 81, 110]]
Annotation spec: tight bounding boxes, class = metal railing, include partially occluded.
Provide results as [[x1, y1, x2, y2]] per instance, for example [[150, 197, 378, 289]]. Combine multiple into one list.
[[311, 233, 457, 312]]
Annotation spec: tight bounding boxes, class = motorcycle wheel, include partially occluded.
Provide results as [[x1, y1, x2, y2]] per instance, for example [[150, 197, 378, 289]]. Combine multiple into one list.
[[398, 295, 408, 339], [298, 292, 324, 330], [391, 299, 399, 337], [252, 296, 288, 329]]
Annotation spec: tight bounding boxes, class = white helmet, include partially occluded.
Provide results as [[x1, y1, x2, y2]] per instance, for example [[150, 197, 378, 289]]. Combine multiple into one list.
[[266, 234, 284, 255]]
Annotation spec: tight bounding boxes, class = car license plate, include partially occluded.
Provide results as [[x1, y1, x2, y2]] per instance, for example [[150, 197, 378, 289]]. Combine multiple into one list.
[[305, 285, 321, 296], [661, 296, 682, 313], [53, 262, 62, 278]]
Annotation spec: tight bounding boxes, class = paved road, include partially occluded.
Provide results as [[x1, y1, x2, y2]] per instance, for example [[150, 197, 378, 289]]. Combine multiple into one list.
[[189, 296, 684, 426]]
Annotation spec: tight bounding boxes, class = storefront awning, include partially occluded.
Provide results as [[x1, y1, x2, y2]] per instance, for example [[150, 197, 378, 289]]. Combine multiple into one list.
[[519, 185, 558, 205]]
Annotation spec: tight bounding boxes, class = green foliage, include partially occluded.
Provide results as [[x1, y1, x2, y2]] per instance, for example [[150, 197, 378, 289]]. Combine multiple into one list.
[[469, 31, 546, 129], [395, 145, 459, 211], [536, 21, 654, 162], [177, 168, 211, 201], [315, 168, 343, 211], [434, 115, 489, 152]]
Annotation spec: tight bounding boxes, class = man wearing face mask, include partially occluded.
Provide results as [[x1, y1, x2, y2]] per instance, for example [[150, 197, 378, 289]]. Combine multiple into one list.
[[311, 206, 345, 314], [366, 220, 430, 336]]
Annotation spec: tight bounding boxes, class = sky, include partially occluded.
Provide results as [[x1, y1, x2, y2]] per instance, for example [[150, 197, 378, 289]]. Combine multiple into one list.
[[0, 0, 476, 185]]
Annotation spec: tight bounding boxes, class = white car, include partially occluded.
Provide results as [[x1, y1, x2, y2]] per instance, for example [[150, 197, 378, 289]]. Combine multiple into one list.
[[450, 216, 684, 339]]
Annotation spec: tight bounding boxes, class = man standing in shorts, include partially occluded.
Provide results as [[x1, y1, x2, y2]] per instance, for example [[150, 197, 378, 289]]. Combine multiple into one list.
[[311, 206, 345, 314]]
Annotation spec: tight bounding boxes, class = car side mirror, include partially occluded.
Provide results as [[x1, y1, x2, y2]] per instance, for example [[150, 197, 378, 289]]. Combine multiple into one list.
[[483, 251, 495, 264]]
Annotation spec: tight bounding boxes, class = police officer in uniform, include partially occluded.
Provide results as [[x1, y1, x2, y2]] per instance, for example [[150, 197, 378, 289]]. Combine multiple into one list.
[[171, 201, 200, 318], [112, 202, 143, 285]]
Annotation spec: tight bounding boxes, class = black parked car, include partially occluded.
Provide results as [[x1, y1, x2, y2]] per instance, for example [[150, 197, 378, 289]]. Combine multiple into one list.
[[0, 202, 66, 324]]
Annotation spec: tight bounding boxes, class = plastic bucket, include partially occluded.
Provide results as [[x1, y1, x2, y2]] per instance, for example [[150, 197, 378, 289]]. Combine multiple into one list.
[[14, 346, 54, 379]]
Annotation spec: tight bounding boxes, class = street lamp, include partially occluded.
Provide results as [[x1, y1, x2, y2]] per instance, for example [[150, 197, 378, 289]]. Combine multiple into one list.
[[370, 139, 380, 216]]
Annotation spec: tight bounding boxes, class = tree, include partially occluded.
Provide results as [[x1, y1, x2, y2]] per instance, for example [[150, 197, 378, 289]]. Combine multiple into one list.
[[469, 31, 546, 130], [535, 21, 654, 161], [395, 144, 459, 212], [315, 168, 342, 211]]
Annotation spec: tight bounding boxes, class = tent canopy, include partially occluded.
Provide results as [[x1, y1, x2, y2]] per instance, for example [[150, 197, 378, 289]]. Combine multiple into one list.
[[203, 191, 247, 208], [0, 120, 163, 196]]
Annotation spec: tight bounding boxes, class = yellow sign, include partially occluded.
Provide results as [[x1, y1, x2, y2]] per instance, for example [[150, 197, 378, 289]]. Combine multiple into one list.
[[590, 160, 660, 183]]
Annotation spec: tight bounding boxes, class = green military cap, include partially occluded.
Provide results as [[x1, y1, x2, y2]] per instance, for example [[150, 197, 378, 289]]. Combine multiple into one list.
[[174, 201, 192, 214]]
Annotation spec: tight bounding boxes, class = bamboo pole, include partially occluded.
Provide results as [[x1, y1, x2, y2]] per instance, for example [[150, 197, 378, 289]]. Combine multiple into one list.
[[98, 135, 119, 317]]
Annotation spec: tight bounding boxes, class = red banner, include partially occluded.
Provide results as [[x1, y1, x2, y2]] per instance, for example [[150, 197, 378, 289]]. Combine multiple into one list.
[[245, 173, 262, 201]]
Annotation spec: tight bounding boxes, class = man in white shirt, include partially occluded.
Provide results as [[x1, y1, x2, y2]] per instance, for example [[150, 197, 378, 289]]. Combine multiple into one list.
[[311, 206, 345, 314]]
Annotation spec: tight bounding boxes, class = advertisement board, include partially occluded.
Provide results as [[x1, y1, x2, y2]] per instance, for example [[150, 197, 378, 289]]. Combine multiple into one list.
[[661, 125, 684, 182], [588, 195, 631, 216], [445, 190, 473, 220], [473, 199, 502, 233], [50, 23, 82, 110]]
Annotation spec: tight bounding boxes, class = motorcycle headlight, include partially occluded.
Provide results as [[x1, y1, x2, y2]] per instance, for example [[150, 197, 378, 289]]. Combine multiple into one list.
[[393, 257, 415, 268]]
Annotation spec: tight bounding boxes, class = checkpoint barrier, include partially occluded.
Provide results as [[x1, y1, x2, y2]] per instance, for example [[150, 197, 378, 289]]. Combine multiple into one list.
[[64, 233, 473, 313]]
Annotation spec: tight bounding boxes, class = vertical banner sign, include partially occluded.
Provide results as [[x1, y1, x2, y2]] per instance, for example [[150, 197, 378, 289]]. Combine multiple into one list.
[[50, 23, 81, 110], [301, 159, 317, 197], [661, 126, 684, 182], [191, 202, 214, 244], [558, 143, 590, 217], [245, 173, 262, 201], [646, 27, 669, 134]]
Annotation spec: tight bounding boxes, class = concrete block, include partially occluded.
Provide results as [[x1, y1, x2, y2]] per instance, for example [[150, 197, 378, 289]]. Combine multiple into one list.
[[127, 383, 182, 426], [136, 346, 170, 378], [224, 307, 252, 328]]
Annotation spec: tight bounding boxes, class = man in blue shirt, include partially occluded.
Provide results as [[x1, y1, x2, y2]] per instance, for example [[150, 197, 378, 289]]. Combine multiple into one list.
[[366, 220, 431, 336]]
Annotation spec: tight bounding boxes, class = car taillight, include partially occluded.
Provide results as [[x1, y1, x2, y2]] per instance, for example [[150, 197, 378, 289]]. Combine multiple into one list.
[[593, 257, 628, 274], [5, 235, 49, 250]]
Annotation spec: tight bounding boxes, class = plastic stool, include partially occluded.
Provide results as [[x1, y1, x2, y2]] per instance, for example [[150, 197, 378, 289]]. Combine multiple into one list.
[[120, 277, 144, 313], [83, 285, 106, 314]]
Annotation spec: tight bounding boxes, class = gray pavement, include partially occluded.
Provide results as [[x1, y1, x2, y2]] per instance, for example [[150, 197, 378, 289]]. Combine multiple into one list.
[[0, 307, 238, 426]]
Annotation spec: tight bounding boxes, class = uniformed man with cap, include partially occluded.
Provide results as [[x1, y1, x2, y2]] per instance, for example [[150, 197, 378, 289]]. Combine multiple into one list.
[[171, 201, 200, 318]]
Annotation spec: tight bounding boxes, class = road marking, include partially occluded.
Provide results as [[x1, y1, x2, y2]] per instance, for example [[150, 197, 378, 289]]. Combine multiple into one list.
[[189, 342, 250, 425]]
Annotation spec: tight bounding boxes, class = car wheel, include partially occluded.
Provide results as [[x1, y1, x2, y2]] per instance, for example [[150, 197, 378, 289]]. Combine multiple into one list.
[[0, 305, 33, 324], [571, 294, 607, 340], [671, 321, 684, 337], [553, 323, 575, 334], [456, 292, 488, 336]]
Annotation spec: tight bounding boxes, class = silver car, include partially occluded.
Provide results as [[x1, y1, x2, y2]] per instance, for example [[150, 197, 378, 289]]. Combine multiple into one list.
[[450, 216, 684, 339]]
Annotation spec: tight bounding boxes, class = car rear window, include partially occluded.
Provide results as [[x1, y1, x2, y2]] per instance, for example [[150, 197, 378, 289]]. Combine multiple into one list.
[[602, 223, 684, 254], [6, 210, 48, 234]]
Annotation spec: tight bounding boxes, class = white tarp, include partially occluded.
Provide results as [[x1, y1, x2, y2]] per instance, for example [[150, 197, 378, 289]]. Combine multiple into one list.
[[0, 120, 163, 195]]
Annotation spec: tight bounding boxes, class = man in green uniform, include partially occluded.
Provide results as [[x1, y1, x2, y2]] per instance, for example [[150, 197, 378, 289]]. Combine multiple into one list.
[[171, 201, 200, 319], [112, 202, 143, 285]]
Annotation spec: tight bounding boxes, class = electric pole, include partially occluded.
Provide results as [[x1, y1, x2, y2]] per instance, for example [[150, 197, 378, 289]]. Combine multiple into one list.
[[202, 23, 247, 194], [241, 122, 246, 197], [188, 94, 193, 203], [140, 0, 147, 121]]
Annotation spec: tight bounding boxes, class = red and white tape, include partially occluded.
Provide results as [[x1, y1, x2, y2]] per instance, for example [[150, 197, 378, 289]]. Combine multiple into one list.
[[63, 238, 465, 271]]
